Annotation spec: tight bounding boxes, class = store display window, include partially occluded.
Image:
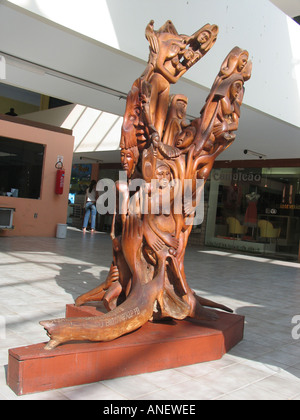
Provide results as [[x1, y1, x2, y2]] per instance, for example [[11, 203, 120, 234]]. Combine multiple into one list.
[[205, 167, 300, 260]]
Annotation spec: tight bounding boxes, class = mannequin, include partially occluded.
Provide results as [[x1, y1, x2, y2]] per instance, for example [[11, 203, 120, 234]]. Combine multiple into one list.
[[244, 191, 260, 236]]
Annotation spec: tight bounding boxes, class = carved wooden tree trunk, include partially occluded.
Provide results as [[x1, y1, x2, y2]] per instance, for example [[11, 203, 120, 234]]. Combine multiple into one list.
[[40, 20, 252, 350]]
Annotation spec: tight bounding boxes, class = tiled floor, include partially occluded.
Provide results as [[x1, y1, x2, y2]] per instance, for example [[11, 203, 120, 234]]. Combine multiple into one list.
[[0, 227, 300, 400]]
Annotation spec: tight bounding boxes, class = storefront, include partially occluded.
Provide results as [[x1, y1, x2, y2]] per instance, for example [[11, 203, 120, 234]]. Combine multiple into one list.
[[67, 159, 300, 261], [204, 161, 300, 261]]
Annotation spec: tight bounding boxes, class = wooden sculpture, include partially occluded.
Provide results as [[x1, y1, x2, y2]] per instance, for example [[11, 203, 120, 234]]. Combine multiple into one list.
[[40, 20, 252, 350]]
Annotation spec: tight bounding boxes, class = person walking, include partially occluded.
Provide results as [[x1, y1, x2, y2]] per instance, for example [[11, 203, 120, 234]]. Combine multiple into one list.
[[82, 180, 98, 233]]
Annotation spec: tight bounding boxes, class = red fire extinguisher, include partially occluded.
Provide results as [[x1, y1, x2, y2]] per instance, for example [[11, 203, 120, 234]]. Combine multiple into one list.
[[55, 161, 65, 195]]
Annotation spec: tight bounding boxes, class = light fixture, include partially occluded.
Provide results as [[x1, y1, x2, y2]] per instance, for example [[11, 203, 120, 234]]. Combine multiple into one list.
[[243, 149, 267, 159], [79, 156, 103, 163]]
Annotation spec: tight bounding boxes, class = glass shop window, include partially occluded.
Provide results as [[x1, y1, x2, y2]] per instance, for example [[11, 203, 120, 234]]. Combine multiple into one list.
[[0, 136, 44, 199], [205, 167, 300, 260], [69, 163, 92, 198]]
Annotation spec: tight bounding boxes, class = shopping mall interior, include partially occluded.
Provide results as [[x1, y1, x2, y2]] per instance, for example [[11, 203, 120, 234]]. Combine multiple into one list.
[[0, 0, 300, 402], [0, 0, 300, 264]]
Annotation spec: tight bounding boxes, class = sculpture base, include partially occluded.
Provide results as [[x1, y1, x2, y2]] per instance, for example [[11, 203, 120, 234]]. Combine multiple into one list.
[[7, 304, 244, 395]]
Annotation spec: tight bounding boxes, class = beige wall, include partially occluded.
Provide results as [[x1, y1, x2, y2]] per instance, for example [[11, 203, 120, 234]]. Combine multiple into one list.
[[0, 116, 74, 237]]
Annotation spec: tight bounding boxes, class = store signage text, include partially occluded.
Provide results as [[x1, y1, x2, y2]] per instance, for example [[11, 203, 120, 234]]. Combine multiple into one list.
[[213, 171, 261, 183]]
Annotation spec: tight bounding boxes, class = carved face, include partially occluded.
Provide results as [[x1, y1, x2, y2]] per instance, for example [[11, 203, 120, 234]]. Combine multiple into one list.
[[230, 80, 243, 100], [183, 48, 194, 61], [175, 99, 188, 120], [120, 86, 145, 150], [155, 164, 171, 189], [120, 148, 135, 178], [197, 30, 210, 44], [175, 126, 196, 148], [237, 54, 248, 72]]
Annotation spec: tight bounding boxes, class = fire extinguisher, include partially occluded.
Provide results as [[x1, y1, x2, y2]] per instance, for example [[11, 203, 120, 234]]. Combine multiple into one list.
[[55, 160, 65, 195]]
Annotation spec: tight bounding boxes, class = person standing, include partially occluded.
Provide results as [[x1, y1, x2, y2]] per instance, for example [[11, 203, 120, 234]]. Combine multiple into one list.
[[82, 180, 98, 233]]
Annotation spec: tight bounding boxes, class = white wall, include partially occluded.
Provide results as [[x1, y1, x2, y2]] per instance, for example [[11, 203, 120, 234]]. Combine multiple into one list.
[[5, 0, 300, 128]]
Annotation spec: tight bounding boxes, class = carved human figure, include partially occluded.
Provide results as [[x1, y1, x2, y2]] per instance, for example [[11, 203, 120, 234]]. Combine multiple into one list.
[[209, 46, 251, 102], [75, 145, 138, 310], [141, 21, 218, 138], [143, 160, 179, 251], [219, 47, 250, 79], [120, 83, 147, 154], [120, 146, 139, 179], [191, 49, 252, 164], [162, 94, 189, 147]]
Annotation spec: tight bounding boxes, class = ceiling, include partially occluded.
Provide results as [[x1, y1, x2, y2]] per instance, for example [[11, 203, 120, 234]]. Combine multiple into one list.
[[269, 0, 300, 17]]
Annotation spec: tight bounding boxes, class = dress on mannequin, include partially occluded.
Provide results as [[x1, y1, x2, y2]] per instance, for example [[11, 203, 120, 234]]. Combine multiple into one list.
[[244, 192, 260, 235]]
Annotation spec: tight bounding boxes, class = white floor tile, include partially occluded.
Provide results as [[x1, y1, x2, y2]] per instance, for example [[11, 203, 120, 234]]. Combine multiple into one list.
[[0, 228, 300, 400]]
